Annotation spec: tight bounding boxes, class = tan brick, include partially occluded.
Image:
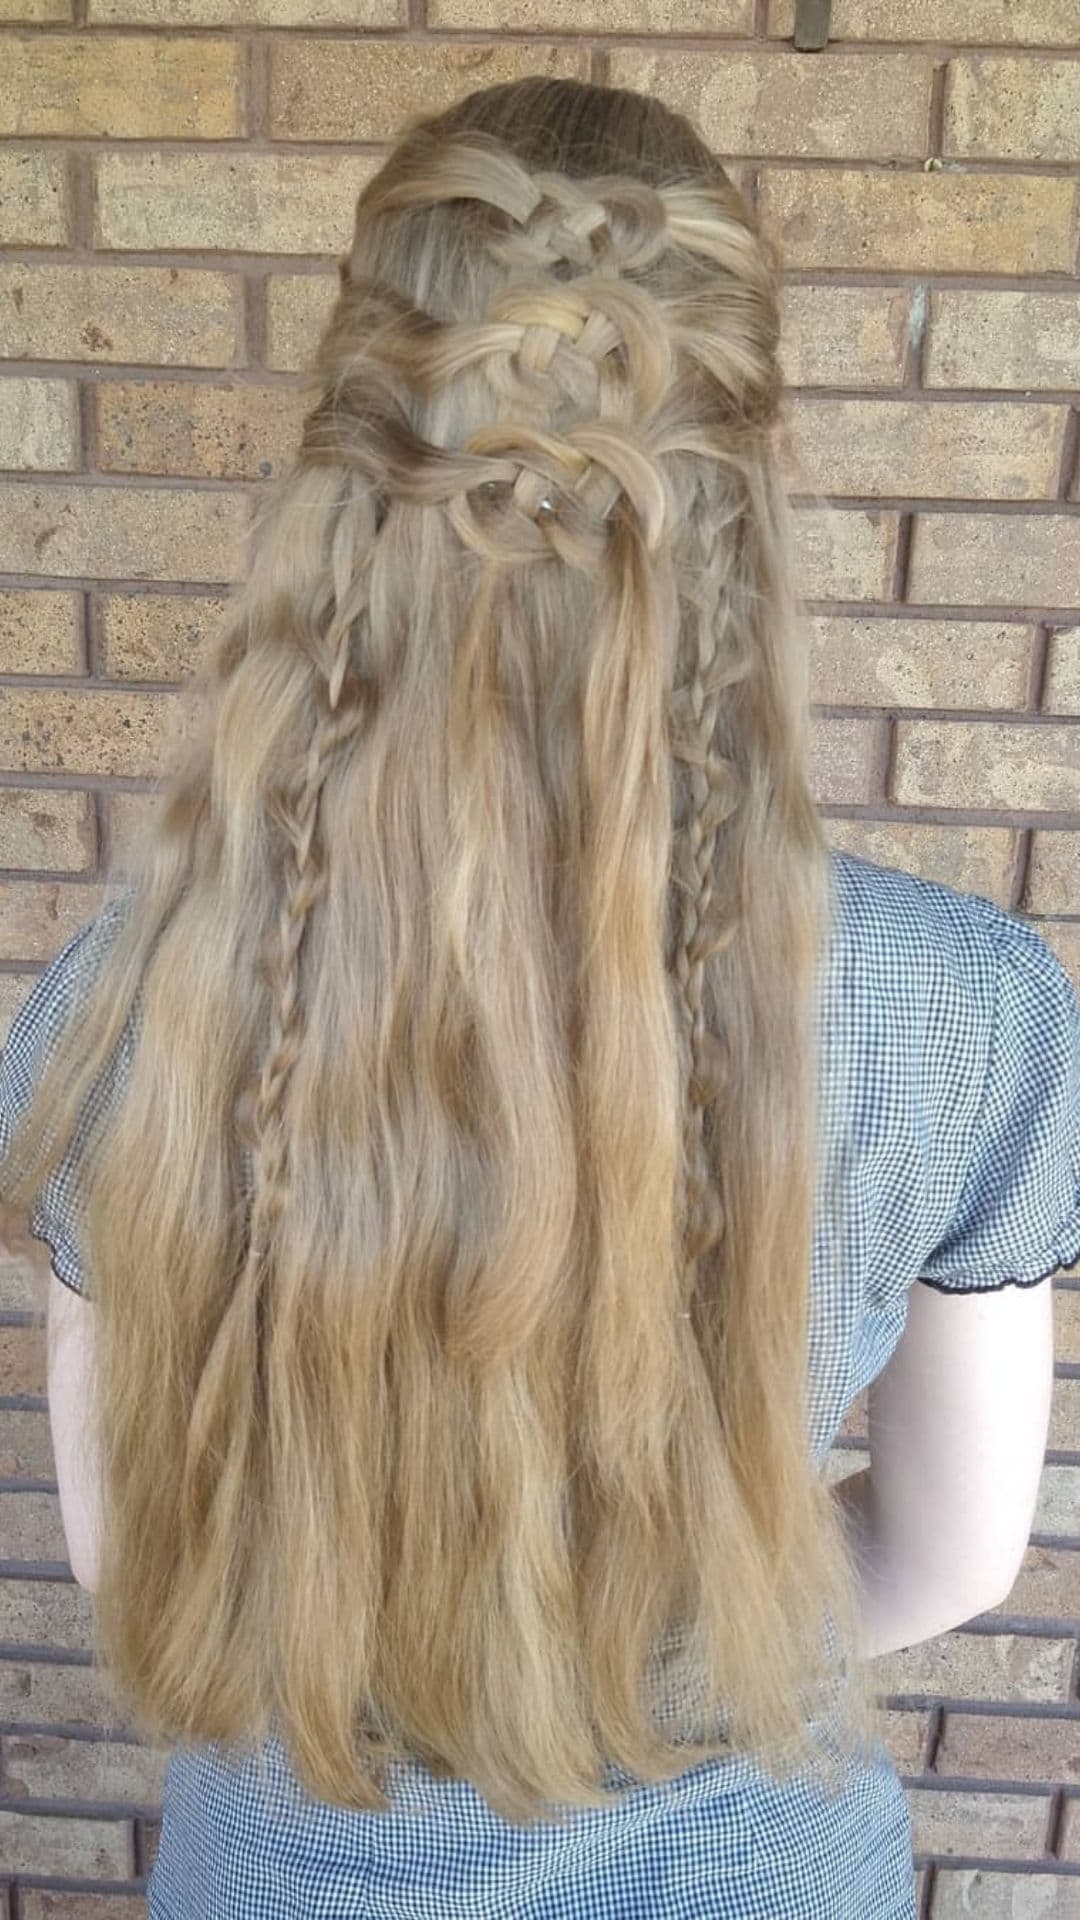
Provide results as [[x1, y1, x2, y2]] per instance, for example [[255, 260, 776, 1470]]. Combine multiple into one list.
[[810, 617, 1030, 710], [810, 715, 879, 805], [0, 1406, 53, 1476], [909, 1786, 1051, 1858], [1027, 828, 1080, 913], [784, 397, 1064, 501], [265, 272, 338, 371], [1041, 925, 1080, 988], [793, 505, 900, 601], [931, 1869, 1080, 1919], [95, 151, 378, 254], [1032, 1463, 1079, 1537], [0, 1805, 129, 1876], [0, 0, 72, 16], [0, 1319, 45, 1393], [107, 788, 162, 868], [2, 1488, 68, 1562], [0, 1659, 125, 1729], [92, 0, 402, 18], [0, 789, 95, 871], [0, 149, 69, 247], [607, 48, 931, 159], [1002, 1542, 1080, 1621], [944, 56, 1080, 163], [936, 1710, 1080, 1785], [95, 378, 306, 480], [779, 284, 909, 388], [0, 589, 81, 673], [1055, 1288, 1080, 1365], [1063, 1798, 1080, 1861], [4, 1730, 168, 1803], [768, 0, 1079, 40], [825, 821, 1017, 906], [97, 589, 226, 678], [1050, 1376, 1080, 1455], [758, 168, 1078, 274], [0, 263, 243, 368], [0, 879, 108, 961], [430, 1, 750, 25], [0, 1573, 93, 1649], [0, 33, 243, 139], [0, 376, 77, 471], [908, 513, 1080, 610], [880, 1708, 931, 1778], [269, 38, 588, 143], [925, 291, 1080, 393], [0, 481, 247, 583], [0, 687, 187, 778], [22, 1896, 147, 1920], [894, 720, 1080, 813], [874, 1631, 1073, 1704]]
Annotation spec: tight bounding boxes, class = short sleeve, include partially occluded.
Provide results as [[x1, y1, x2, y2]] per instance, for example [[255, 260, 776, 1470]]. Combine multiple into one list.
[[917, 912, 1080, 1295], [0, 913, 123, 1302]]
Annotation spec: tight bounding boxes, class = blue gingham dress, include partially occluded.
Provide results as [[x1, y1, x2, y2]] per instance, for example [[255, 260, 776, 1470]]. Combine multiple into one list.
[[3, 845, 1080, 1920]]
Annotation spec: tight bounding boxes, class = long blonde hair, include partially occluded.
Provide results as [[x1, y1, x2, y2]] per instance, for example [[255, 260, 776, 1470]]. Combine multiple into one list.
[[1, 76, 883, 1825]]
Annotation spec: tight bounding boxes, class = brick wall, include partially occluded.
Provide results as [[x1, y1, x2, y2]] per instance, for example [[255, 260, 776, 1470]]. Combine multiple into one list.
[[0, 3, 1078, 1914]]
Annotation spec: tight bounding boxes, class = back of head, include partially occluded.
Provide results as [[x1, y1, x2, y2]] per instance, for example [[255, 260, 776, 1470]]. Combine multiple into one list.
[[0, 75, 879, 1825]]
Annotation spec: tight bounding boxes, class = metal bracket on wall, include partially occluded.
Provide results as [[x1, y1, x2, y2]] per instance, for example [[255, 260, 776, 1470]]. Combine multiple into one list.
[[793, 0, 831, 49]]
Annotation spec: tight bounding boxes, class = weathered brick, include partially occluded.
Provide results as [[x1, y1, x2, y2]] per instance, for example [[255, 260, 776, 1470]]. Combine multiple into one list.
[[21, 1895, 147, 1920], [95, 378, 306, 481], [606, 48, 931, 159], [758, 168, 1078, 274], [91, 0, 403, 18], [269, 38, 588, 143], [936, 1711, 1080, 1785], [0, 1319, 45, 1393], [783, 397, 1064, 501], [908, 1786, 1051, 1859], [0, 1405, 53, 1476], [944, 56, 1080, 163], [265, 272, 337, 372], [908, 513, 1080, 610], [0, 879, 107, 960], [1033, 1463, 1079, 1537], [810, 715, 879, 805], [96, 589, 226, 678], [107, 788, 162, 868], [0, 1658, 124, 1729], [880, 1709, 930, 1778], [1063, 1798, 1080, 1861], [429, 1, 751, 26], [893, 719, 1080, 813], [874, 1632, 1073, 1704], [0, 375, 77, 471], [0, 687, 188, 777], [931, 1869, 1080, 1918], [768, 0, 1078, 40], [0, 1805, 129, 1876], [1056, 1288, 1080, 1365], [3, 1730, 168, 1804], [0, 1573, 92, 1649], [1, 1487, 68, 1562], [779, 284, 909, 389], [95, 151, 378, 254], [0, 33, 244, 139], [793, 505, 900, 601], [0, 0, 72, 17], [0, 263, 243, 368], [0, 588, 81, 672], [1002, 1543, 1080, 1621], [0, 149, 69, 247], [1049, 1376, 1079, 1455], [0, 481, 247, 583], [0, 789, 95, 871], [1027, 828, 1080, 914], [810, 616, 1031, 710], [824, 820, 1017, 906], [924, 291, 1080, 392]]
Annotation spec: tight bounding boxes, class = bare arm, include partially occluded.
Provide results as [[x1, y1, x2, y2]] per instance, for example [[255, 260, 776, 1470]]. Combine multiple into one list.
[[835, 1275, 1055, 1661]]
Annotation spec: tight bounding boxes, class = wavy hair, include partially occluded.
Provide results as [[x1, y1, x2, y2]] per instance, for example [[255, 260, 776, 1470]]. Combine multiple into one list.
[[0, 75, 883, 1825]]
